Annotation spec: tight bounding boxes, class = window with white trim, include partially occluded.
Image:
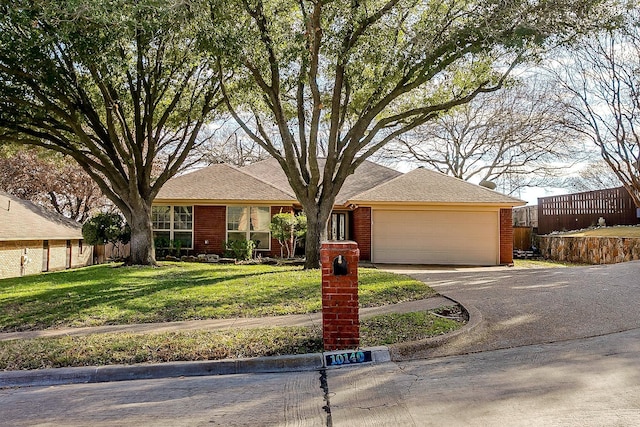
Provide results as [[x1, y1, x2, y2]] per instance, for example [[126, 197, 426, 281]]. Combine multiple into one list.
[[152, 205, 193, 248], [227, 206, 271, 250]]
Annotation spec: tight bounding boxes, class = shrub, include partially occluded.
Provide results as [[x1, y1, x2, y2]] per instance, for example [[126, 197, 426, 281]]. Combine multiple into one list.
[[224, 239, 255, 260]]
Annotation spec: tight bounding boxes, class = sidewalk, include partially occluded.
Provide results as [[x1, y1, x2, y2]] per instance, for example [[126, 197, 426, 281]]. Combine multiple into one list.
[[0, 295, 466, 388]]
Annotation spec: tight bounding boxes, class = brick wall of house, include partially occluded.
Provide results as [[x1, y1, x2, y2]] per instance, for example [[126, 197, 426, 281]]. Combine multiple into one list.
[[71, 239, 93, 268], [269, 206, 294, 257], [0, 240, 43, 279], [500, 208, 514, 264], [193, 205, 227, 255], [350, 207, 371, 261], [48, 240, 69, 272]]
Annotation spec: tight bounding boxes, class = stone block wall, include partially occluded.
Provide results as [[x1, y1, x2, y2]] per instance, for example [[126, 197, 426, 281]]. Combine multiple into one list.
[[539, 236, 640, 264]]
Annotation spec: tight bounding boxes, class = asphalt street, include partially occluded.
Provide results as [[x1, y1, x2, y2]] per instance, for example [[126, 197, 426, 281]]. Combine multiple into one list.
[[1, 261, 639, 426]]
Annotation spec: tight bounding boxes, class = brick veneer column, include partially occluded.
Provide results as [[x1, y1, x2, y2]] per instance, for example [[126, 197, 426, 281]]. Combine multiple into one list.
[[500, 208, 514, 264], [321, 241, 360, 351], [351, 207, 371, 261]]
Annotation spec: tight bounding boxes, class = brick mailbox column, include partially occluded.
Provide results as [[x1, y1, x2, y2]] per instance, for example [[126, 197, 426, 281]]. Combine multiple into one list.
[[321, 241, 359, 351]]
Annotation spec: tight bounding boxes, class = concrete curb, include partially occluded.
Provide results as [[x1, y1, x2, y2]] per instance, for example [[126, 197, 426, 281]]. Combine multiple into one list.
[[388, 295, 483, 361], [0, 347, 392, 389]]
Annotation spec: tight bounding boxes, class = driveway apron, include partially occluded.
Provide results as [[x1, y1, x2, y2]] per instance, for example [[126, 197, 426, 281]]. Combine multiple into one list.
[[382, 260, 640, 359]]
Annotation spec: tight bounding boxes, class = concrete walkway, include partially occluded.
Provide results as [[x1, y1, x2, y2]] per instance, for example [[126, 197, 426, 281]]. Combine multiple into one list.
[[0, 296, 454, 341], [0, 295, 457, 388]]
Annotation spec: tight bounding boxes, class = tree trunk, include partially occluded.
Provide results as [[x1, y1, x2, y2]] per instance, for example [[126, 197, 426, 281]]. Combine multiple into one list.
[[123, 199, 157, 266], [303, 203, 332, 269]]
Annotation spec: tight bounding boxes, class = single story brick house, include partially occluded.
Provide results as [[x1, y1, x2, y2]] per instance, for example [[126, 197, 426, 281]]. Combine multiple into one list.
[[153, 159, 525, 265], [0, 192, 92, 279]]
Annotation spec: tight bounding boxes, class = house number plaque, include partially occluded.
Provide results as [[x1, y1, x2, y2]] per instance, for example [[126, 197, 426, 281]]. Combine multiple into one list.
[[325, 350, 372, 367]]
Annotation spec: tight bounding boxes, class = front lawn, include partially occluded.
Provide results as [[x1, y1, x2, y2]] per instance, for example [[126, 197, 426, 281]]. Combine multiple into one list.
[[0, 311, 463, 370], [0, 262, 436, 332]]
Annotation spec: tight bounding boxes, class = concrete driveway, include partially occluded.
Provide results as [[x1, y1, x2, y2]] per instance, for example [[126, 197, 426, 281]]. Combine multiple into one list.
[[381, 260, 640, 358]]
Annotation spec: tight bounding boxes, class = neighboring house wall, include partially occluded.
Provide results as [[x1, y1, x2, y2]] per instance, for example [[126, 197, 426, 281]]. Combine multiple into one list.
[[0, 239, 92, 279], [72, 240, 93, 269], [500, 209, 514, 264], [351, 207, 372, 261], [48, 240, 68, 272], [0, 240, 44, 278]]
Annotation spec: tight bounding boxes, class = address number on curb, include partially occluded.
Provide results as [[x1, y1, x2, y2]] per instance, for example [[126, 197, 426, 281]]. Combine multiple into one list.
[[324, 350, 372, 367]]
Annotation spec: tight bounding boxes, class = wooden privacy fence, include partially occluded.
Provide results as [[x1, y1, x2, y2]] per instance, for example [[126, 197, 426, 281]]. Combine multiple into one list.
[[513, 226, 533, 250], [538, 187, 640, 235]]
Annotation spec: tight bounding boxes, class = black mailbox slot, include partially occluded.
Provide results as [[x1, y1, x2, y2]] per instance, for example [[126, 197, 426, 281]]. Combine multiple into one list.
[[333, 255, 348, 275]]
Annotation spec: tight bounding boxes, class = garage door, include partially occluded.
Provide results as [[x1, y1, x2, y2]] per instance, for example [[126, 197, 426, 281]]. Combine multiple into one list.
[[372, 210, 499, 265]]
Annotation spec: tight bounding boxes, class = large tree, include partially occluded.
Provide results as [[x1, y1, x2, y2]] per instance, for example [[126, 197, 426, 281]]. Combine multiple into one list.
[[0, 0, 222, 264], [554, 12, 640, 206], [382, 79, 583, 195], [0, 147, 107, 222], [214, 0, 611, 268]]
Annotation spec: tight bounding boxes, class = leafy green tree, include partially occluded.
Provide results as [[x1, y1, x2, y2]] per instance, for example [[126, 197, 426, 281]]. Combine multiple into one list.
[[213, 0, 613, 268], [270, 212, 307, 258], [270, 213, 297, 258], [0, 0, 222, 265], [82, 212, 131, 247]]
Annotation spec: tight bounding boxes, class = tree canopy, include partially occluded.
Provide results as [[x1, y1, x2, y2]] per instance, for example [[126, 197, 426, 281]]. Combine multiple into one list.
[[384, 78, 582, 195], [553, 9, 640, 206], [0, 0, 223, 264], [213, 0, 613, 267]]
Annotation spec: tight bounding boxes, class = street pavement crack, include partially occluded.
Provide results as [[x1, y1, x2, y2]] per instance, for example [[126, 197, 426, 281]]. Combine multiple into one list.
[[319, 369, 332, 427]]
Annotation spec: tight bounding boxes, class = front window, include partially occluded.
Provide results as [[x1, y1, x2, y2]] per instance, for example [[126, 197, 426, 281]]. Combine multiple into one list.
[[227, 206, 271, 250], [152, 205, 193, 249]]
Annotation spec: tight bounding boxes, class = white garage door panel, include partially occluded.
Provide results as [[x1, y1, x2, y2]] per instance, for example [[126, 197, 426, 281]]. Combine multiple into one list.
[[372, 210, 498, 265]]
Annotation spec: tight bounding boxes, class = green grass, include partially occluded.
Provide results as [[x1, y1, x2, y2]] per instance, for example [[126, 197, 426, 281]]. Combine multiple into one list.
[[561, 225, 640, 238], [0, 308, 464, 370], [0, 262, 436, 332], [513, 259, 586, 268]]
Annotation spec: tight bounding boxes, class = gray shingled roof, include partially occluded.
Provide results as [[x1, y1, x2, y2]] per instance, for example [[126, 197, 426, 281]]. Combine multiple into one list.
[[242, 158, 402, 205], [0, 192, 83, 241], [155, 163, 296, 202], [349, 168, 526, 205]]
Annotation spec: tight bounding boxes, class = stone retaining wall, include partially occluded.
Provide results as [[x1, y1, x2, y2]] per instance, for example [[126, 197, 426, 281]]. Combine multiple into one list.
[[539, 235, 640, 264]]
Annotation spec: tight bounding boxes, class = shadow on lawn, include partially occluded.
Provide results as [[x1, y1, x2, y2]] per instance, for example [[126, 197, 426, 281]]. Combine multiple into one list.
[[0, 263, 321, 332]]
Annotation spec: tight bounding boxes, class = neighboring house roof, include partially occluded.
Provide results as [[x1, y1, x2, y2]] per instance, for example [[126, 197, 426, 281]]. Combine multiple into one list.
[[155, 163, 296, 203], [349, 168, 526, 206], [0, 192, 83, 241], [242, 158, 402, 205]]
